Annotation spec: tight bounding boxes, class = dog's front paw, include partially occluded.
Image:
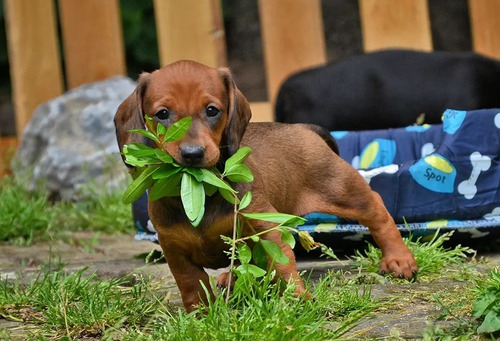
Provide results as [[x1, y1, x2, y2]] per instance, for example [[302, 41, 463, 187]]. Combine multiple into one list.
[[216, 271, 236, 290], [380, 248, 418, 280], [293, 286, 315, 301]]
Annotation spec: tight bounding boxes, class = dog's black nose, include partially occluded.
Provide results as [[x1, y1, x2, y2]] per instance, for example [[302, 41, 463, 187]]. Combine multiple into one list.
[[180, 144, 205, 164]]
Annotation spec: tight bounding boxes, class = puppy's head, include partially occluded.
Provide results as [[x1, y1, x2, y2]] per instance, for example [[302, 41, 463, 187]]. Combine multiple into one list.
[[114, 60, 252, 169]]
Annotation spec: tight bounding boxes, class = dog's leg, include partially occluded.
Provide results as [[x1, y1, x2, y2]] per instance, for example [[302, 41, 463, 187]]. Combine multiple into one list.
[[315, 163, 418, 279], [355, 191, 417, 279], [243, 199, 309, 296], [157, 234, 215, 313], [261, 228, 309, 296], [217, 229, 308, 297], [216, 265, 238, 291]]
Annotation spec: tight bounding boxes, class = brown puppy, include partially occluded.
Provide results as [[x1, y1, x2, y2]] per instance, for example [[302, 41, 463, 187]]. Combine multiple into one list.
[[114, 60, 418, 312]]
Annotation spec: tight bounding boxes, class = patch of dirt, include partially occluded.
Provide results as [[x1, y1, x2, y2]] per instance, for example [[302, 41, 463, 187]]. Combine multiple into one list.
[[0, 233, 162, 277]]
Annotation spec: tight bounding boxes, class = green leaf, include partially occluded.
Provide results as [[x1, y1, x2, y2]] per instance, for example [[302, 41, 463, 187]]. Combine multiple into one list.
[[203, 183, 218, 196], [123, 149, 156, 162], [280, 229, 296, 249], [185, 167, 204, 182], [225, 164, 254, 183], [240, 212, 306, 227], [128, 129, 160, 144], [152, 165, 181, 180], [219, 187, 238, 204], [123, 143, 156, 156], [250, 235, 260, 243], [200, 169, 236, 193], [238, 192, 252, 211], [260, 240, 290, 265], [145, 115, 155, 132], [180, 172, 205, 224], [252, 241, 268, 269], [473, 291, 497, 317], [237, 243, 252, 264], [122, 165, 160, 204], [123, 155, 152, 168], [163, 117, 192, 142], [477, 309, 500, 333], [123, 143, 162, 166], [154, 149, 173, 163], [149, 172, 183, 200], [157, 122, 167, 136], [224, 146, 252, 173], [191, 205, 205, 227], [236, 264, 267, 278]]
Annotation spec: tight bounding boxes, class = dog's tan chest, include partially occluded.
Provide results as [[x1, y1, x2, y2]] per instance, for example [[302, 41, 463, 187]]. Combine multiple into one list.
[[155, 214, 233, 270]]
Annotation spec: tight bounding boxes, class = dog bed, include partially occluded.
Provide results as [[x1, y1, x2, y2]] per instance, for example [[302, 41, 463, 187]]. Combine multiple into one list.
[[133, 108, 500, 247]]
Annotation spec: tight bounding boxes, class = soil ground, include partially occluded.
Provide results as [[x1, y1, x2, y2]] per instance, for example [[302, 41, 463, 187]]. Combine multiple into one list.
[[0, 232, 498, 339]]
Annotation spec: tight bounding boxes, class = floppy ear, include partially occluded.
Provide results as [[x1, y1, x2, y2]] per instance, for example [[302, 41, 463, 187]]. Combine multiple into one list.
[[219, 68, 252, 156], [114, 73, 151, 167]]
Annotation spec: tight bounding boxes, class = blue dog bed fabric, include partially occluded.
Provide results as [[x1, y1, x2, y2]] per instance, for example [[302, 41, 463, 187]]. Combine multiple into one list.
[[302, 108, 500, 240], [133, 108, 500, 244]]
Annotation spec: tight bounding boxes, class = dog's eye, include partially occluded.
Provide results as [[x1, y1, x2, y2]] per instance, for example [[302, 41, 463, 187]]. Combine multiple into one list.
[[206, 106, 221, 118], [155, 109, 170, 120]]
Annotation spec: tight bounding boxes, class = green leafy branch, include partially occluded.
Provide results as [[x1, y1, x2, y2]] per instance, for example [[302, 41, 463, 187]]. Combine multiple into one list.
[[122, 117, 322, 296], [221, 194, 305, 276], [122, 116, 255, 227], [220, 191, 317, 302]]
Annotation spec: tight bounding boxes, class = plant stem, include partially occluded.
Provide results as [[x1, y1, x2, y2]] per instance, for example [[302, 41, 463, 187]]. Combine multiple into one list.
[[226, 193, 239, 303], [234, 224, 297, 243]]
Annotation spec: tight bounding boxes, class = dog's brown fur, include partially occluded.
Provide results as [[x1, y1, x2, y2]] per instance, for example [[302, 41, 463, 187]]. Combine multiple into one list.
[[114, 60, 418, 312]]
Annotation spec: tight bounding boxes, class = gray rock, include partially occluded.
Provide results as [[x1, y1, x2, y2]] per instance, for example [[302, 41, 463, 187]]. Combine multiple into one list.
[[12, 76, 137, 200]]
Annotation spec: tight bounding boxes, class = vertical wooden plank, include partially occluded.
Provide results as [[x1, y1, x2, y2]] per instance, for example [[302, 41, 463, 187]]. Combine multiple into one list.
[[359, 0, 433, 52], [4, 0, 64, 136], [153, 0, 227, 68], [0, 137, 18, 177], [249, 102, 273, 122], [469, 0, 500, 59], [59, 0, 126, 89], [258, 0, 326, 104]]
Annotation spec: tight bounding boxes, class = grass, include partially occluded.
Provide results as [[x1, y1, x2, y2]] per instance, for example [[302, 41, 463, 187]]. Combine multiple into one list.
[[0, 176, 134, 245], [0, 268, 162, 340], [121, 275, 346, 340], [1, 232, 497, 340], [0, 270, 378, 340], [351, 229, 475, 280], [0, 266, 381, 341]]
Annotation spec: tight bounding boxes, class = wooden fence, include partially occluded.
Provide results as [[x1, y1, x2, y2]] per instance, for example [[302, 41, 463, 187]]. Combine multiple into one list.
[[1, 0, 500, 177]]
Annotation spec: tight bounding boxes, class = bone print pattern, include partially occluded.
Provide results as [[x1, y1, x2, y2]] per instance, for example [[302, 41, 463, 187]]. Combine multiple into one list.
[[458, 152, 492, 199], [326, 108, 500, 225]]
